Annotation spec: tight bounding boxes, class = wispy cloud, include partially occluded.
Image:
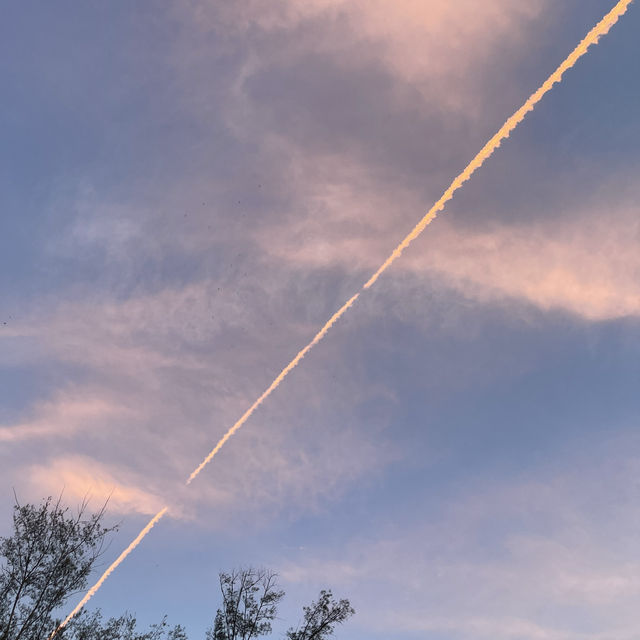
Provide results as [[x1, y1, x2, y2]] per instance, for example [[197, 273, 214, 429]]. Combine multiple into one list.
[[0, 392, 136, 443], [279, 434, 640, 639], [184, 0, 548, 115], [3, 274, 395, 526], [258, 157, 640, 321]]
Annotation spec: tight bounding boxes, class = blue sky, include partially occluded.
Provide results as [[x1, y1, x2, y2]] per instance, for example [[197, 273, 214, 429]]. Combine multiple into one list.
[[1, 1, 640, 638]]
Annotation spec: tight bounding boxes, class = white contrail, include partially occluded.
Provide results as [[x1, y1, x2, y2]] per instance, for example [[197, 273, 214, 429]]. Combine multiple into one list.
[[185, 0, 634, 485], [186, 293, 360, 484], [361, 0, 634, 289], [51, 0, 633, 635]]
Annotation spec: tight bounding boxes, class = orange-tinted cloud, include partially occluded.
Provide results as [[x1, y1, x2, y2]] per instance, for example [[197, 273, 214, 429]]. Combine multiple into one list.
[[26, 455, 166, 516], [264, 204, 640, 321]]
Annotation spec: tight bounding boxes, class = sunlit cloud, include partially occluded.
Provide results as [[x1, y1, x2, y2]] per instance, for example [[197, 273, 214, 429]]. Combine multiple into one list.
[[186, 0, 549, 114], [26, 455, 166, 516], [264, 205, 640, 321], [4, 276, 393, 524]]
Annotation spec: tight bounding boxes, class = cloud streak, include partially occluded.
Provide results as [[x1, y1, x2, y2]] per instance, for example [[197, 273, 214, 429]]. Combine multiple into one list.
[[279, 435, 640, 639], [0, 394, 135, 443]]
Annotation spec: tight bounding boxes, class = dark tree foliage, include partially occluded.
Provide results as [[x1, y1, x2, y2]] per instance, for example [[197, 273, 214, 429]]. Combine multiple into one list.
[[206, 569, 354, 640], [285, 591, 354, 640], [61, 610, 187, 640], [0, 496, 115, 640], [0, 497, 183, 640], [1, 498, 354, 640], [205, 568, 284, 640]]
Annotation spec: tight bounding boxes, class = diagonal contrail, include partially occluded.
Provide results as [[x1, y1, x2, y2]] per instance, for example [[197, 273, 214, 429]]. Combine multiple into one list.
[[185, 293, 361, 485], [361, 0, 634, 290], [50, 0, 634, 635], [185, 0, 634, 486]]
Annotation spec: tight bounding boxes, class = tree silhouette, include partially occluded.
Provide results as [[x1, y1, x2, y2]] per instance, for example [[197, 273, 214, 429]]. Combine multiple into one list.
[[0, 496, 183, 640], [1, 498, 353, 640], [286, 590, 354, 640], [206, 568, 354, 640]]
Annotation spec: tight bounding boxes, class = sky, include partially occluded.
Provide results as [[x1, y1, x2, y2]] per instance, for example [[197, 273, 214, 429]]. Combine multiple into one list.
[[1, 1, 640, 639]]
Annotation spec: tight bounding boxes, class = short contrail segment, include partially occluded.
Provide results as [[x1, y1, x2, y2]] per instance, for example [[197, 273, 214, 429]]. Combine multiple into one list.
[[49, 507, 168, 639], [185, 293, 360, 485], [51, 1, 633, 636]]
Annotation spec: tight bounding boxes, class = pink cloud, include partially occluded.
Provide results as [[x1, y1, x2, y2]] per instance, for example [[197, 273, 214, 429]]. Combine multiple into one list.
[[25, 455, 166, 516], [414, 216, 640, 320], [188, 0, 547, 108], [280, 0, 544, 85], [256, 153, 640, 321], [0, 393, 136, 443], [4, 272, 397, 527]]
